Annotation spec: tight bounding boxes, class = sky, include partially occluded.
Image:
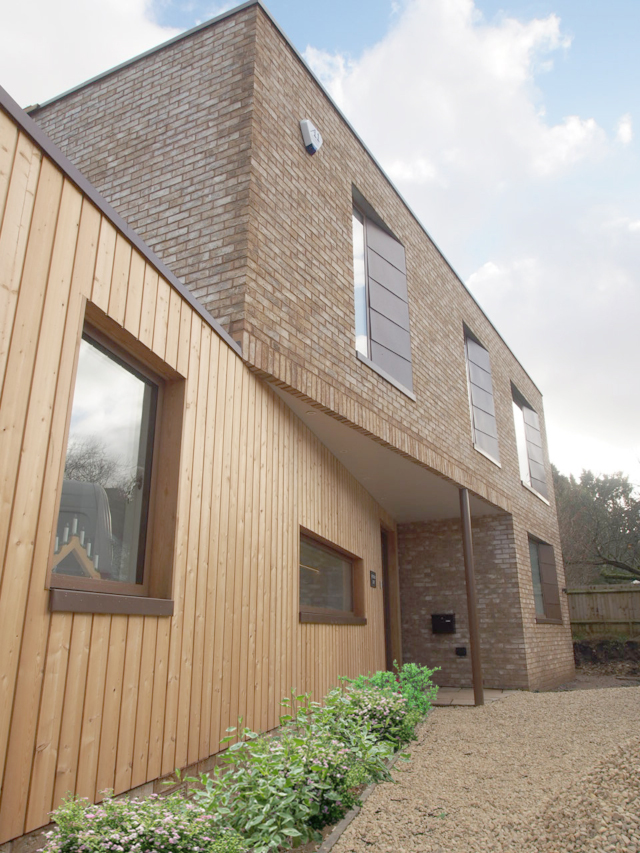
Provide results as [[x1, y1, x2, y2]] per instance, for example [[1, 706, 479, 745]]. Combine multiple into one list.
[[1, 0, 638, 486]]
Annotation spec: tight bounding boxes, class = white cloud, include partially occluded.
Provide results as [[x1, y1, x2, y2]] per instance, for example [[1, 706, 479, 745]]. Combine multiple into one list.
[[604, 215, 640, 233], [616, 113, 633, 145], [192, 2, 237, 26], [0, 0, 179, 107], [304, 0, 639, 482], [306, 0, 604, 193]]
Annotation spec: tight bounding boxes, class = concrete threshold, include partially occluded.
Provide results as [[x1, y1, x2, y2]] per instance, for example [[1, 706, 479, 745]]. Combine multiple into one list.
[[434, 687, 519, 706]]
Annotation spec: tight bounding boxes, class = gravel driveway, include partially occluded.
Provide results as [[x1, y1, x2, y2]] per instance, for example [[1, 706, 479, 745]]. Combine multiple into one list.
[[332, 686, 640, 853]]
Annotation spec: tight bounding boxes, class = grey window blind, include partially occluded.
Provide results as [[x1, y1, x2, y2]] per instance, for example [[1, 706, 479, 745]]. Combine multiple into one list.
[[364, 218, 413, 392], [465, 335, 500, 462], [538, 542, 562, 621], [522, 406, 548, 498]]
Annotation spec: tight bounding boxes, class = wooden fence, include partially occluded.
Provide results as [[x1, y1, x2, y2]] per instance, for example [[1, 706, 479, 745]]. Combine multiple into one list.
[[566, 585, 640, 637]]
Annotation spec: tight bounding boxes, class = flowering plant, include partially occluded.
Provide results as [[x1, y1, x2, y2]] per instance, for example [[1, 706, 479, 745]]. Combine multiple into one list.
[[38, 793, 246, 853]]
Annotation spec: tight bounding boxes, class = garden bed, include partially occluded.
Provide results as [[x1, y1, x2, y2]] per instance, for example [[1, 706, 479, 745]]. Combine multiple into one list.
[[39, 664, 438, 853]]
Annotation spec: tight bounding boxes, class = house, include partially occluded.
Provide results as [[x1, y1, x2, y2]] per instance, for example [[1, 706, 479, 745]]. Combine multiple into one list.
[[0, 0, 574, 846]]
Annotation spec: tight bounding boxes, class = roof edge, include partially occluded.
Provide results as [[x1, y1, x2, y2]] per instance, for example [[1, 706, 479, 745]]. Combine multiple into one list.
[[0, 84, 243, 359], [252, 3, 543, 396], [28, 1, 262, 113], [26, 0, 541, 396]]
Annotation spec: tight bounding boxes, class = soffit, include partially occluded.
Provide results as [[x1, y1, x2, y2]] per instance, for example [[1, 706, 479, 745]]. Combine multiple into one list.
[[272, 385, 504, 524]]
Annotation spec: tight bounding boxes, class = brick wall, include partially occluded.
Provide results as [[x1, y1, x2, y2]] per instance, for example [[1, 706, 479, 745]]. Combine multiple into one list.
[[32, 2, 575, 687], [398, 515, 530, 689], [33, 9, 258, 333], [398, 513, 574, 689]]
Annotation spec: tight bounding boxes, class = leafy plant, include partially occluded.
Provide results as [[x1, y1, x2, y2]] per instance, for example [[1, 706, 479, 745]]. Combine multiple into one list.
[[38, 792, 247, 853], [42, 665, 438, 853], [346, 661, 439, 718], [395, 662, 439, 715]]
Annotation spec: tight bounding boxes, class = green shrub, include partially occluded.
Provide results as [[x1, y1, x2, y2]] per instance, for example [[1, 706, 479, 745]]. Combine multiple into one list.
[[396, 662, 439, 715], [293, 691, 393, 831], [38, 792, 247, 853], [188, 723, 320, 852], [43, 664, 437, 853], [189, 694, 394, 849], [347, 661, 439, 718]]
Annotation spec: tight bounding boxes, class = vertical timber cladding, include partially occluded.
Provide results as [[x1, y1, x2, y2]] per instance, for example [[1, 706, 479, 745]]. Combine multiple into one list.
[[0, 108, 388, 844]]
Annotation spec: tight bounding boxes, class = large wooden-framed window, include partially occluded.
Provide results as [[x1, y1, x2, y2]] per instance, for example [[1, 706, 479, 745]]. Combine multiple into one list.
[[352, 190, 414, 398], [299, 531, 366, 625], [48, 306, 183, 615], [464, 328, 500, 464], [528, 537, 562, 624]]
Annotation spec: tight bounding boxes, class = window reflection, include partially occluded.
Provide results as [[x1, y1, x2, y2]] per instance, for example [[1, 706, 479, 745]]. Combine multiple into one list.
[[300, 536, 353, 613], [52, 335, 157, 586], [513, 400, 531, 488], [529, 539, 546, 618], [352, 208, 369, 357]]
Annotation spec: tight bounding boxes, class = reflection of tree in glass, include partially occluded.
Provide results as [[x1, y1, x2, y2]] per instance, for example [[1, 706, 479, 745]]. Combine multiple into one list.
[[64, 435, 135, 496], [63, 436, 138, 580]]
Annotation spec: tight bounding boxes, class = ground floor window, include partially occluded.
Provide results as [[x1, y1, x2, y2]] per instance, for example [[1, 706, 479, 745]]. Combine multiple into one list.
[[299, 532, 365, 625], [528, 537, 562, 623], [48, 309, 183, 616]]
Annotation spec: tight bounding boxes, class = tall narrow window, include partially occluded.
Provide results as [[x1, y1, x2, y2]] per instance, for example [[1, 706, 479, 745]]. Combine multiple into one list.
[[351, 195, 413, 394], [528, 537, 562, 622], [464, 330, 500, 463], [512, 388, 548, 499], [52, 331, 157, 592]]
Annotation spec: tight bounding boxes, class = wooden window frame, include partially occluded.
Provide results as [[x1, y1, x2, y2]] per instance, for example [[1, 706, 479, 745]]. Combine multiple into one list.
[[528, 536, 563, 624], [299, 529, 366, 626], [47, 303, 184, 616]]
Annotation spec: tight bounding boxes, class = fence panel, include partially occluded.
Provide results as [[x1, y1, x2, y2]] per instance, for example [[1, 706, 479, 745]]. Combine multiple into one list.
[[567, 585, 640, 636]]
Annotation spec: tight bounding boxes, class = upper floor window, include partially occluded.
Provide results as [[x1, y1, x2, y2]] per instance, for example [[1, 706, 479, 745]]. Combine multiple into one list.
[[351, 195, 413, 395], [464, 330, 500, 464], [512, 387, 548, 499]]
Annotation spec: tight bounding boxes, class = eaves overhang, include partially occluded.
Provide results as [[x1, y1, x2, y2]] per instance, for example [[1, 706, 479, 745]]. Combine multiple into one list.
[[271, 383, 507, 524]]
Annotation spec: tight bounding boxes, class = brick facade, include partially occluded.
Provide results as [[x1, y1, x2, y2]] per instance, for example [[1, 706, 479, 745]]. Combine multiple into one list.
[[32, 0, 575, 690], [398, 515, 573, 690], [398, 516, 527, 689]]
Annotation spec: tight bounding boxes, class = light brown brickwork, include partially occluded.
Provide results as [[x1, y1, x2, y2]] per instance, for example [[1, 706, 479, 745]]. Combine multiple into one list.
[[398, 515, 573, 690], [32, 0, 574, 689], [33, 10, 258, 331]]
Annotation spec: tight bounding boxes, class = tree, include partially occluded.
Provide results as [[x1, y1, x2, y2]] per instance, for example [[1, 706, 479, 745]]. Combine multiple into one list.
[[553, 466, 640, 585]]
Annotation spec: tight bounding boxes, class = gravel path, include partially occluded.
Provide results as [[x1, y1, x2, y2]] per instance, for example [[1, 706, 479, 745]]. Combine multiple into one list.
[[332, 686, 640, 853]]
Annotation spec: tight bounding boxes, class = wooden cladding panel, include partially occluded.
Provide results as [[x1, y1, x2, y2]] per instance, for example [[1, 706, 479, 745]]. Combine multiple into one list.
[[0, 130, 42, 402], [0, 111, 390, 845]]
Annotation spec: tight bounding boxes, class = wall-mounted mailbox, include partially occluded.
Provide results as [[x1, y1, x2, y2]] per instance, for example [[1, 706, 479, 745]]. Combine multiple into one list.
[[431, 613, 455, 634]]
